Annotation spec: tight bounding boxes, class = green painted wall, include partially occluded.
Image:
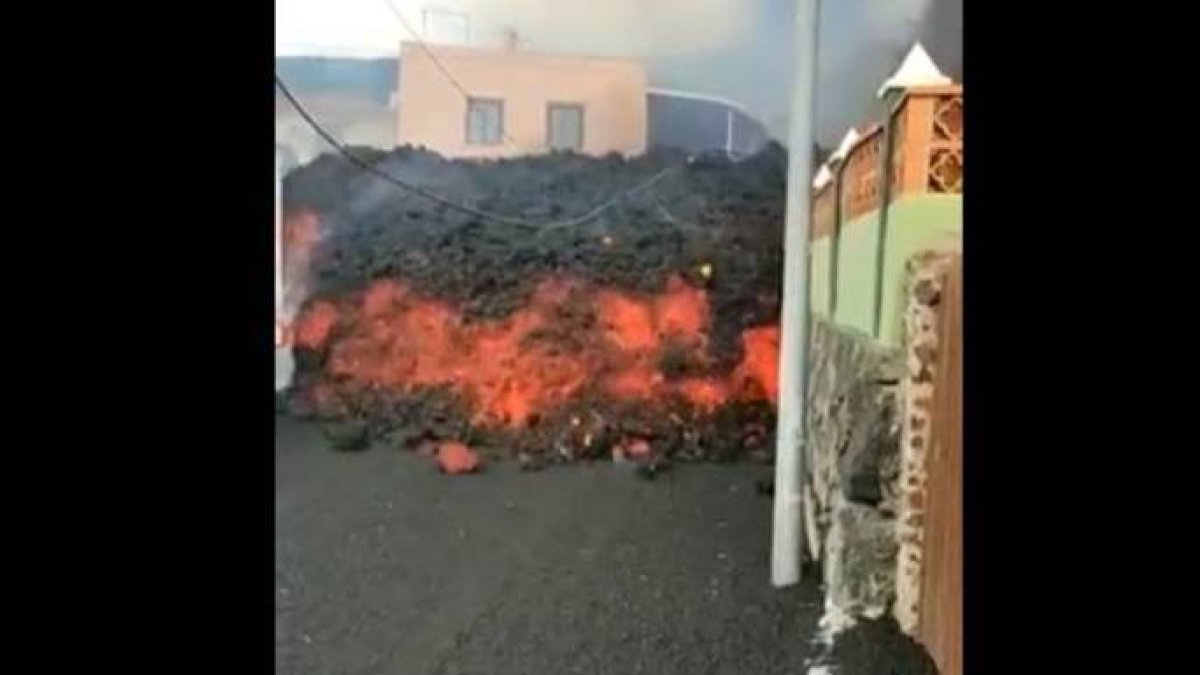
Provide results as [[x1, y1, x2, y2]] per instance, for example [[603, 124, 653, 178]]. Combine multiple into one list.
[[809, 237, 832, 316], [878, 195, 962, 345], [809, 194, 961, 346], [833, 210, 882, 334]]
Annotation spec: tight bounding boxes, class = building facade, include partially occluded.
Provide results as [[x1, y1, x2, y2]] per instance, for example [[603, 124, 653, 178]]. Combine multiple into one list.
[[397, 42, 647, 158]]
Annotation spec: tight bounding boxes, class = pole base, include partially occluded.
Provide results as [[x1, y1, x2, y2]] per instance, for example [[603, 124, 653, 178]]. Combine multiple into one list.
[[275, 347, 295, 393]]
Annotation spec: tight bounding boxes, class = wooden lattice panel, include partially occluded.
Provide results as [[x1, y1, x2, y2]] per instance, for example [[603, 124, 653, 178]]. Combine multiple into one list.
[[932, 95, 962, 142], [927, 94, 963, 194], [811, 86, 962, 211]]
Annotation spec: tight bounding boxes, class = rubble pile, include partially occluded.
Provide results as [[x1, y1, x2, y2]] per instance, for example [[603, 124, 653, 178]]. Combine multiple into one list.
[[282, 144, 789, 465]]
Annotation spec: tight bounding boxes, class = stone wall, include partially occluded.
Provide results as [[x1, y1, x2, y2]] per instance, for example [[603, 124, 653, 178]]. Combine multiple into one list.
[[804, 318, 904, 619]]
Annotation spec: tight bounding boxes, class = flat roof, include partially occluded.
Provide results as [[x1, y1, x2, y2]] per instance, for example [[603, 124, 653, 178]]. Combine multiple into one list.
[[399, 41, 644, 69], [646, 87, 753, 118]]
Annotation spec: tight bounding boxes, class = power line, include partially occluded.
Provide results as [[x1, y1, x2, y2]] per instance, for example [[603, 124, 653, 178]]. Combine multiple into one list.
[[276, 75, 535, 228], [380, 1, 473, 105], [275, 75, 680, 232], [533, 168, 677, 236], [379, 0, 523, 152]]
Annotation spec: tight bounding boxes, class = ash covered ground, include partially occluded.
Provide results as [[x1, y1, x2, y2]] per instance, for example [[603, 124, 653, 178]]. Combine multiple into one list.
[[280, 145, 789, 467]]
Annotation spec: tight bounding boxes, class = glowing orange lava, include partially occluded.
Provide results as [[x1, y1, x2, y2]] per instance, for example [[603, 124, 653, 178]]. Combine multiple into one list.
[[733, 326, 780, 404], [294, 301, 338, 349], [295, 275, 780, 426]]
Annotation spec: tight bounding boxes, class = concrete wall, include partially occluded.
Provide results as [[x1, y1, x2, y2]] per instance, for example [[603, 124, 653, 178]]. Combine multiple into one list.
[[397, 42, 647, 159], [801, 86, 962, 638], [810, 194, 961, 347]]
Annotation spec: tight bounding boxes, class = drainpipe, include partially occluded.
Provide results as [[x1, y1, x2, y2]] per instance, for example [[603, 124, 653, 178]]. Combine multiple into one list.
[[829, 159, 846, 317], [871, 92, 906, 339], [772, 0, 820, 588]]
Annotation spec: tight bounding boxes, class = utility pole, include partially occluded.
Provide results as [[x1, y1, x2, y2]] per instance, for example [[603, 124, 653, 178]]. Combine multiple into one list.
[[772, 0, 820, 588]]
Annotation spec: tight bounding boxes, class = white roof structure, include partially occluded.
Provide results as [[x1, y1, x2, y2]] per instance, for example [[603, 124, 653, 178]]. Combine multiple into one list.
[[813, 164, 833, 190], [646, 87, 754, 118], [877, 42, 951, 98], [830, 128, 861, 164]]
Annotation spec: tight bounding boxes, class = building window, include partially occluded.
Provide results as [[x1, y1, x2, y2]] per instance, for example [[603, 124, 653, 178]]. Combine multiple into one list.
[[466, 98, 504, 146], [547, 103, 584, 151]]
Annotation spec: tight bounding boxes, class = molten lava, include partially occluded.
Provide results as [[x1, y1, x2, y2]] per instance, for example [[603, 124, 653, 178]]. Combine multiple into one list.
[[436, 441, 481, 474], [294, 275, 780, 431], [279, 209, 324, 349], [733, 325, 780, 405], [294, 301, 338, 350]]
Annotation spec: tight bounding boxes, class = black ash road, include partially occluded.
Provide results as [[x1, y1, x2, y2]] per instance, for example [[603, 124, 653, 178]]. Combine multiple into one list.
[[275, 416, 823, 675]]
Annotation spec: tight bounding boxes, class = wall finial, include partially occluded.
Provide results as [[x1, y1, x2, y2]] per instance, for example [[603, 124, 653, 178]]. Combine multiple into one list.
[[877, 42, 951, 98]]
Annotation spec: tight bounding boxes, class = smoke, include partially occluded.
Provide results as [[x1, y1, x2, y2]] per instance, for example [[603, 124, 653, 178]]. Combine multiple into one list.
[[417, 0, 958, 145], [915, 0, 962, 81], [855, 0, 930, 40], [276, 0, 960, 151], [429, 0, 756, 56], [812, 0, 936, 143], [685, 0, 958, 144]]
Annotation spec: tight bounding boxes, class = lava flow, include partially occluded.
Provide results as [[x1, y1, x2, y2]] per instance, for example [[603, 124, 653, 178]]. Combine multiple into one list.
[[281, 144, 789, 462], [278, 209, 323, 345], [294, 274, 778, 431]]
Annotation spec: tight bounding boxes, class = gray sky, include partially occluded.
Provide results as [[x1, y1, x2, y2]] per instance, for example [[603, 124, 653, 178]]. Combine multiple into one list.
[[276, 0, 960, 145], [276, 0, 754, 57]]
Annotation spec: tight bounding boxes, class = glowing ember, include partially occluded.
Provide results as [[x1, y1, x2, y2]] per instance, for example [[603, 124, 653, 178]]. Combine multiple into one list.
[[280, 209, 325, 353], [654, 276, 709, 343], [612, 437, 654, 463], [436, 442, 481, 474], [675, 378, 730, 411], [733, 326, 780, 404], [294, 301, 339, 350], [596, 290, 658, 354]]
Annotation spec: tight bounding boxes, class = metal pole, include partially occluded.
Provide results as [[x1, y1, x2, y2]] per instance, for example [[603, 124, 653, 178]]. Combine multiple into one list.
[[726, 108, 734, 157], [772, 0, 820, 588]]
